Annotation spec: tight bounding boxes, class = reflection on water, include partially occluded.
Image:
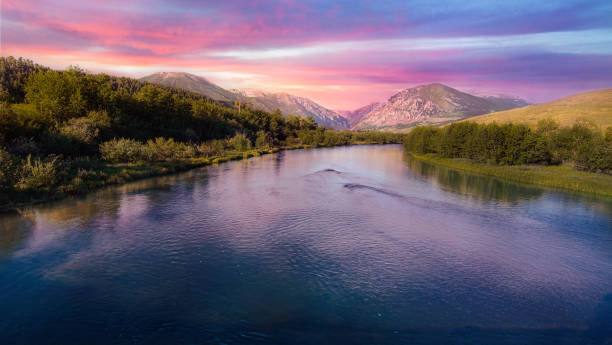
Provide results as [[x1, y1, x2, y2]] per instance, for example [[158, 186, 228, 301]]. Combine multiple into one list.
[[0, 145, 611, 345], [0, 211, 34, 261], [403, 152, 612, 215], [403, 153, 546, 203]]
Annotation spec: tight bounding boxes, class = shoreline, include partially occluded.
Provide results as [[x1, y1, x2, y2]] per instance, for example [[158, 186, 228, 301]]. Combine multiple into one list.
[[1, 143, 388, 213], [410, 153, 612, 197]]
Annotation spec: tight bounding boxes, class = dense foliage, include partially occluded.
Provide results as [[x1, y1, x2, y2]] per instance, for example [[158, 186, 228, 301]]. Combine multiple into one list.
[[404, 121, 611, 173], [0, 57, 402, 209]]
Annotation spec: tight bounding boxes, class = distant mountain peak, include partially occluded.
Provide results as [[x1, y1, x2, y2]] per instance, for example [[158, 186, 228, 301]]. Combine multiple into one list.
[[149, 71, 211, 82], [352, 83, 528, 130]]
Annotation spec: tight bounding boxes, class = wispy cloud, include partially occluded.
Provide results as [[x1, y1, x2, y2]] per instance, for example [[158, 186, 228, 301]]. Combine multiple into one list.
[[208, 30, 612, 60]]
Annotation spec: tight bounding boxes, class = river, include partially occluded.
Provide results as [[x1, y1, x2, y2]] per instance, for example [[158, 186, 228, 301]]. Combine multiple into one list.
[[1, 145, 611, 344]]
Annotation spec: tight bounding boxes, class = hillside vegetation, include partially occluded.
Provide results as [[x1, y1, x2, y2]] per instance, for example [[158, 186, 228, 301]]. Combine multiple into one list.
[[465, 89, 612, 130], [0, 57, 402, 210]]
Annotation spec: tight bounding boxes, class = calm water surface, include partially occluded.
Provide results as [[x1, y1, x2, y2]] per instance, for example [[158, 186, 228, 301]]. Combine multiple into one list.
[[1, 145, 611, 344]]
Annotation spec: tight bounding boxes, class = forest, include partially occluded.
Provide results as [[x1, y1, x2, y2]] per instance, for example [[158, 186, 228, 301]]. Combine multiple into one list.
[[403, 121, 612, 174], [0, 57, 403, 209]]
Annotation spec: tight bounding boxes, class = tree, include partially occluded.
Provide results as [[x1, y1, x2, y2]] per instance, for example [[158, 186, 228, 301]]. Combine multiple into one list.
[[229, 133, 251, 151], [255, 130, 271, 148], [25, 68, 89, 124]]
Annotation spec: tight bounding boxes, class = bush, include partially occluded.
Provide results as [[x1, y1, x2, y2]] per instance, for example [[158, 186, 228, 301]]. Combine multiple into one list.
[[59, 110, 111, 144], [101, 137, 200, 162], [16, 155, 58, 191], [199, 140, 225, 156], [145, 137, 197, 160], [100, 138, 147, 163], [229, 133, 251, 151], [255, 130, 271, 148]]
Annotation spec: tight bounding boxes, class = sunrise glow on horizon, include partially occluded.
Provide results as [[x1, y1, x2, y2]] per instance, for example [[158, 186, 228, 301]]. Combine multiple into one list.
[[2, 0, 612, 109]]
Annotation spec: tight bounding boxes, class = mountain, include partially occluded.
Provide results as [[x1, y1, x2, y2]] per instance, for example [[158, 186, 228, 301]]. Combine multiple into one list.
[[141, 72, 349, 129], [464, 89, 612, 129], [482, 95, 530, 109], [141, 72, 237, 102], [232, 89, 349, 129], [352, 83, 527, 130], [466, 90, 531, 109], [337, 102, 381, 127]]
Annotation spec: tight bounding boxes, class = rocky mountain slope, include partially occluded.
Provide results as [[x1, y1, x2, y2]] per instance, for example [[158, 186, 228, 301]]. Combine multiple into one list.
[[353, 83, 528, 130], [337, 102, 381, 127], [141, 72, 349, 129], [232, 89, 349, 129]]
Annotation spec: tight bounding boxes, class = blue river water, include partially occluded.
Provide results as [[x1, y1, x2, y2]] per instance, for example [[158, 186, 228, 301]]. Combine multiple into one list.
[[1, 145, 611, 344]]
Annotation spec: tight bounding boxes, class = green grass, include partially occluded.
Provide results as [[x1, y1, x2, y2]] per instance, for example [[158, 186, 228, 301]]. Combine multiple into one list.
[[412, 153, 612, 197], [464, 89, 612, 130]]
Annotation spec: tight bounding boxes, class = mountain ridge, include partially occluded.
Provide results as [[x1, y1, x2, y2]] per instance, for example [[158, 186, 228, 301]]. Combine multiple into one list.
[[352, 83, 528, 130], [141, 72, 349, 129], [141, 72, 237, 102]]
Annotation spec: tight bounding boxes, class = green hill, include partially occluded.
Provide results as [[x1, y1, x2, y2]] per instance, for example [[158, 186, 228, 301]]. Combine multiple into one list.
[[465, 89, 612, 130]]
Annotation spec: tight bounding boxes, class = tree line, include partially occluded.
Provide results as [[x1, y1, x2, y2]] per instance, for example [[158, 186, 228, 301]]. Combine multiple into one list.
[[403, 120, 611, 173]]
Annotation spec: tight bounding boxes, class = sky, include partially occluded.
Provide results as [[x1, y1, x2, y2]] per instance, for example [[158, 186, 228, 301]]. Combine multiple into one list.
[[2, 0, 612, 109]]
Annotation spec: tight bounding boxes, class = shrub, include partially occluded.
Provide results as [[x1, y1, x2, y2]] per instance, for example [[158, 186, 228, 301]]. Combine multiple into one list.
[[200, 140, 225, 156], [101, 137, 200, 162], [146, 137, 197, 160], [100, 138, 147, 162], [59, 110, 111, 144], [229, 133, 251, 151], [16, 155, 58, 191], [255, 130, 271, 148]]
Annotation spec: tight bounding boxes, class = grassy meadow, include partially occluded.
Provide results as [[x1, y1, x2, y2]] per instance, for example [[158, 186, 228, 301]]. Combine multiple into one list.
[[465, 89, 612, 130]]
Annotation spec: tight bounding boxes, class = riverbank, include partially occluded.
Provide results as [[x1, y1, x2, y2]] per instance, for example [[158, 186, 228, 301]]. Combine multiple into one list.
[[1, 143, 388, 213], [1, 146, 299, 212], [410, 153, 612, 197]]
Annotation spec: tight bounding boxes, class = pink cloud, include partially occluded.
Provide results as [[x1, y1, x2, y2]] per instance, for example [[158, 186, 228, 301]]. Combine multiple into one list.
[[3, 0, 611, 109]]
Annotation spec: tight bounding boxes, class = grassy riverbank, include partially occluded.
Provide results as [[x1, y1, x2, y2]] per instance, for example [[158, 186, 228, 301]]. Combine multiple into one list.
[[411, 153, 612, 196], [1, 145, 314, 212], [1, 142, 401, 212]]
